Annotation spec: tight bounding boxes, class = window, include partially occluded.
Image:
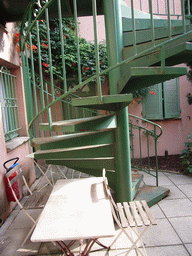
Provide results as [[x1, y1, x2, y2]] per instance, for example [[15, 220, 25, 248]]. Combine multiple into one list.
[[0, 66, 21, 141], [142, 78, 181, 120]]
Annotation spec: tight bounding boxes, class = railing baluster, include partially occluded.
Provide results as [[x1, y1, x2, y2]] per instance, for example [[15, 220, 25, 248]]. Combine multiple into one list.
[[73, 0, 82, 85], [146, 131, 151, 173], [92, 0, 102, 103], [45, 7, 57, 126], [167, 0, 172, 39], [131, 0, 137, 55], [187, 0, 191, 16], [149, 0, 155, 46], [181, 0, 186, 33], [45, 82, 52, 135], [139, 127, 143, 170], [154, 126, 159, 186], [57, 0, 67, 93]]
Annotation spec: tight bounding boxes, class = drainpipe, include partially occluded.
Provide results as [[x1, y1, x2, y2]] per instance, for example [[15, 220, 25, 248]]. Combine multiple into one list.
[[103, 0, 132, 202]]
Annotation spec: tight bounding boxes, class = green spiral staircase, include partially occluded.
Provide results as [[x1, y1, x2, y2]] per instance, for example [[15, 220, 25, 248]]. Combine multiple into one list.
[[14, 0, 192, 205]]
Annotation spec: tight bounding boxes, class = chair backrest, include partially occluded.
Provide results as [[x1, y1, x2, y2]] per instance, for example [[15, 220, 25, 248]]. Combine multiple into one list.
[[5, 165, 32, 208]]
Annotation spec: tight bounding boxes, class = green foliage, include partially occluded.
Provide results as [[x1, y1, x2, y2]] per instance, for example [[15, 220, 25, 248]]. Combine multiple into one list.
[[28, 18, 108, 81], [132, 88, 149, 102], [180, 133, 192, 174]]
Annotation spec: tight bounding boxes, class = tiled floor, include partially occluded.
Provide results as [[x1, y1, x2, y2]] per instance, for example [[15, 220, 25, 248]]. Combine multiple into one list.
[[1, 167, 192, 255]]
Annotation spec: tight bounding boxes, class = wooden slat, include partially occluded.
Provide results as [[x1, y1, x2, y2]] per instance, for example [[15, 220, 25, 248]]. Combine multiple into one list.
[[141, 200, 157, 225], [129, 201, 143, 227], [123, 202, 135, 227], [117, 203, 128, 228], [135, 201, 150, 226]]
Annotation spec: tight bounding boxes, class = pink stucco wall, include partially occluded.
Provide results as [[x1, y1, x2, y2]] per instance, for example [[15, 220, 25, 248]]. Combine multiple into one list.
[[0, 23, 35, 222]]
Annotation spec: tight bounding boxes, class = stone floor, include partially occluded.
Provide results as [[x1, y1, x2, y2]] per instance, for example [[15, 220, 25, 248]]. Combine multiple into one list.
[[1, 166, 192, 255]]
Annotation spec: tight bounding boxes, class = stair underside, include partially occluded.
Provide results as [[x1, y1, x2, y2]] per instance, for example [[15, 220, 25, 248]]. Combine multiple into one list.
[[72, 94, 133, 111], [119, 66, 187, 94], [122, 42, 192, 75], [33, 129, 115, 151], [38, 114, 117, 133], [123, 23, 192, 48], [134, 185, 170, 207], [34, 143, 114, 159]]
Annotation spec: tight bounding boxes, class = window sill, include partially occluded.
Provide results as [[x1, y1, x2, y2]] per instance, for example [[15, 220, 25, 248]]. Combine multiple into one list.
[[6, 137, 30, 153]]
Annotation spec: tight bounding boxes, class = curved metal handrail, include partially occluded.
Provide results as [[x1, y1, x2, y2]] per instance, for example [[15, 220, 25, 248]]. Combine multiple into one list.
[[128, 114, 163, 139]]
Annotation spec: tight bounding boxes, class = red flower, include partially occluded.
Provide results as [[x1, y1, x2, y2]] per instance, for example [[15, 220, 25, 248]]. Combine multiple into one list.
[[72, 62, 75, 66], [42, 62, 49, 68], [26, 44, 30, 50], [46, 39, 48, 41], [32, 45, 37, 53], [150, 91, 155, 95], [132, 100, 136, 104], [85, 67, 89, 70], [42, 43, 48, 49], [63, 34, 66, 39]]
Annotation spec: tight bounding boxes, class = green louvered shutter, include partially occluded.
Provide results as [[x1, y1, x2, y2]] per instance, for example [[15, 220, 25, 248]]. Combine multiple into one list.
[[163, 78, 181, 119], [142, 83, 163, 120]]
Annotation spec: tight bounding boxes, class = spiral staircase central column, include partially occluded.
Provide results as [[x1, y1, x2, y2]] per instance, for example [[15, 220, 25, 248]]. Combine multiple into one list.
[[104, 0, 133, 202]]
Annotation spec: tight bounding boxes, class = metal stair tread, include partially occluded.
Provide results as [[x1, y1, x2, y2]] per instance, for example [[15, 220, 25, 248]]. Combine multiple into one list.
[[72, 94, 133, 111], [38, 114, 117, 132], [119, 66, 187, 93]]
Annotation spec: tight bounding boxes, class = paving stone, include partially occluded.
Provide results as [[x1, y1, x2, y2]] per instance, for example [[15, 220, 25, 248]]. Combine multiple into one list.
[[145, 245, 189, 256], [169, 217, 192, 243], [165, 174, 192, 185], [162, 185, 187, 200], [158, 198, 192, 218], [177, 184, 192, 198], [141, 218, 182, 247]]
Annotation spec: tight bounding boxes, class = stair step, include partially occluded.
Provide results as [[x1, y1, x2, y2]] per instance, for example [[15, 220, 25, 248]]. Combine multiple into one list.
[[46, 157, 115, 171], [38, 114, 117, 133], [118, 66, 187, 94], [34, 143, 114, 159], [33, 129, 115, 151], [152, 42, 192, 67], [122, 42, 192, 75], [134, 185, 170, 207], [72, 94, 133, 111]]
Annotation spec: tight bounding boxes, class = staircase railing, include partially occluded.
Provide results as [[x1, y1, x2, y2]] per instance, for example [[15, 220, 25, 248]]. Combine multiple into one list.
[[128, 114, 163, 186], [20, 0, 191, 132]]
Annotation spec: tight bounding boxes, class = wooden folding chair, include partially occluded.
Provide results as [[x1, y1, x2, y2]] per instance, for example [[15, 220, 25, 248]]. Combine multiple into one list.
[[5, 164, 52, 247], [102, 169, 157, 256]]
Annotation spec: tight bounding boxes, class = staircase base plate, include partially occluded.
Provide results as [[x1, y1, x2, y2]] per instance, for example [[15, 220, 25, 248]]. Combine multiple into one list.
[[134, 185, 170, 207]]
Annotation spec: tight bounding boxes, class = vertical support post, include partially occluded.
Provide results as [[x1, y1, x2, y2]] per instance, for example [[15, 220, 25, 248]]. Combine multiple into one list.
[[104, 0, 132, 202]]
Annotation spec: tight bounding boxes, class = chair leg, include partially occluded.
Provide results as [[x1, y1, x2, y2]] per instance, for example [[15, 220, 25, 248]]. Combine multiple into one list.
[[109, 226, 149, 256], [21, 221, 37, 247]]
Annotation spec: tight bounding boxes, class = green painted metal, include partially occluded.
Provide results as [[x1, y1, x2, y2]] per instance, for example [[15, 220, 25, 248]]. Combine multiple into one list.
[[72, 94, 133, 111], [92, 0, 102, 103], [129, 113, 163, 185], [132, 173, 143, 199], [46, 157, 115, 171], [115, 107, 133, 202], [38, 114, 117, 133], [134, 185, 170, 207], [33, 129, 115, 151], [103, 0, 119, 95], [34, 143, 114, 159], [119, 66, 187, 94], [0, 67, 21, 141]]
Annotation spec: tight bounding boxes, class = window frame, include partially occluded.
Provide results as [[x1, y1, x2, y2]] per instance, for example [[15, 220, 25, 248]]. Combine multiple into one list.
[[0, 66, 21, 141]]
